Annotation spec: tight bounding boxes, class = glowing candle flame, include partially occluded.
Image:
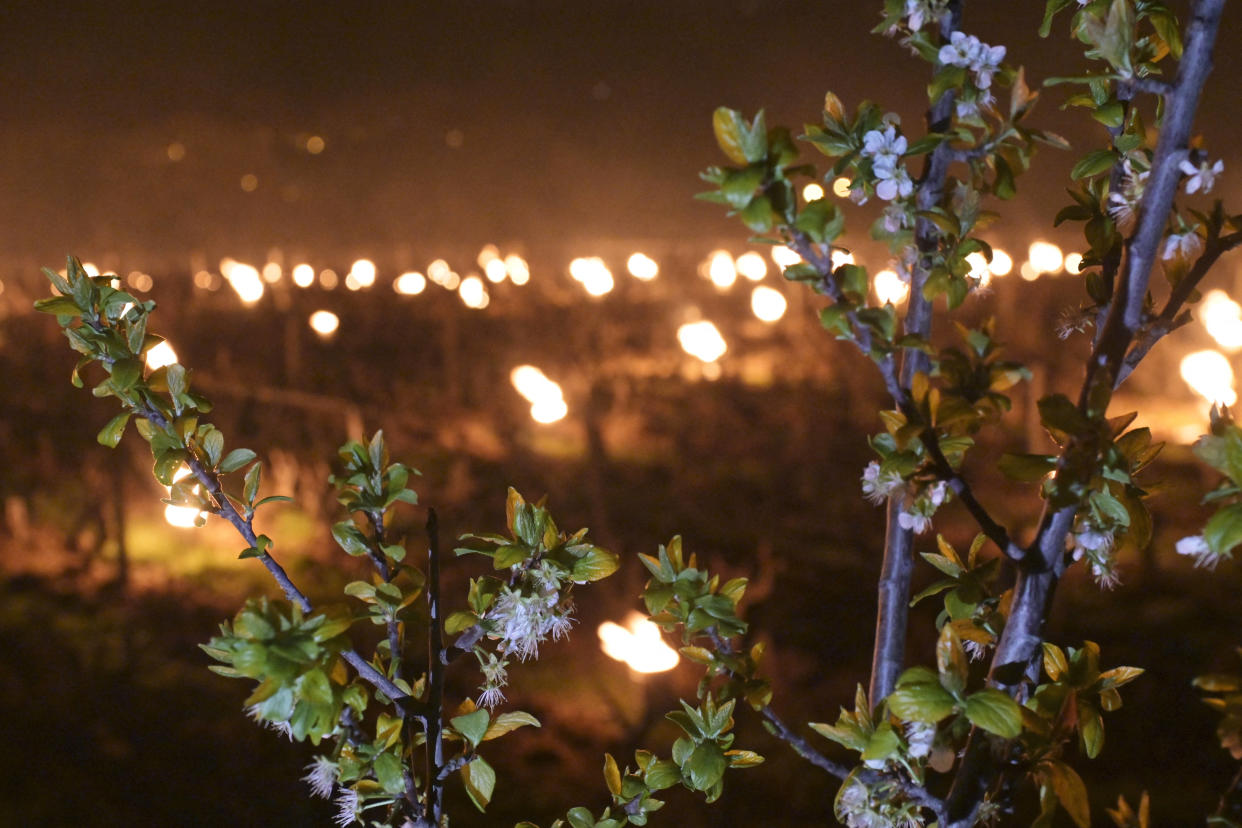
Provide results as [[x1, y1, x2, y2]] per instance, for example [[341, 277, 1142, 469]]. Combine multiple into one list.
[[598, 612, 679, 673]]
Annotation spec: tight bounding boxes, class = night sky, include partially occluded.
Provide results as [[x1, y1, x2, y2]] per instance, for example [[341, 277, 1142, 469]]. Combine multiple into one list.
[[3, 1, 1239, 275]]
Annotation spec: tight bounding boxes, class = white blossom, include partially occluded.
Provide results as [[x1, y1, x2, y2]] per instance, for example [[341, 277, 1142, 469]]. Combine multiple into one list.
[[905, 721, 936, 759], [247, 704, 294, 740], [489, 585, 576, 660], [962, 638, 989, 661], [302, 756, 338, 799], [334, 787, 361, 827], [898, 509, 933, 534], [1107, 159, 1150, 235], [937, 31, 1006, 90], [1177, 534, 1223, 569], [861, 461, 903, 504], [883, 203, 913, 233], [1162, 229, 1204, 263], [1091, 558, 1122, 590], [875, 164, 914, 201], [861, 126, 908, 170], [1180, 157, 1224, 195]]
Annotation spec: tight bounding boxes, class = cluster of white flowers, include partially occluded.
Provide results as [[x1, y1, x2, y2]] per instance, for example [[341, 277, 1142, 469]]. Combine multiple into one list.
[[836, 777, 925, 828], [861, 461, 904, 504], [898, 481, 950, 535], [302, 756, 339, 799], [1176, 534, 1225, 570], [1069, 523, 1120, 589], [489, 573, 574, 661], [860, 125, 913, 202], [1180, 157, 1224, 194], [938, 31, 1005, 89]]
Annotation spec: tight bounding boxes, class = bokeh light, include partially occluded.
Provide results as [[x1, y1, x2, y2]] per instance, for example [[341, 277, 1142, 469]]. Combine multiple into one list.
[[569, 257, 614, 296], [598, 612, 679, 673], [989, 249, 1013, 277], [706, 250, 737, 289], [626, 252, 659, 281], [1181, 350, 1237, 406], [292, 263, 315, 288], [1028, 241, 1064, 275], [459, 275, 490, 308], [1201, 290, 1242, 351], [677, 320, 728, 363], [751, 286, 787, 322], [873, 269, 909, 305], [309, 310, 340, 337], [145, 341, 178, 371], [802, 182, 825, 202], [510, 365, 568, 423], [394, 272, 427, 296], [735, 251, 767, 282]]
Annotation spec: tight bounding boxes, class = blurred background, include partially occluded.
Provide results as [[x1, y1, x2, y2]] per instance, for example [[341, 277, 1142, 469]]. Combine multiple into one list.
[[3, 1, 1242, 825]]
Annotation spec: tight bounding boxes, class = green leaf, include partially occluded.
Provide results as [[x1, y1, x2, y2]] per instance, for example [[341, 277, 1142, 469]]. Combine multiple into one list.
[[1070, 148, 1117, 180], [682, 741, 727, 792], [445, 610, 477, 634], [569, 545, 620, 582], [451, 708, 491, 749], [964, 689, 1023, 739], [34, 296, 84, 316], [998, 453, 1057, 482], [220, 448, 256, 473], [299, 668, 333, 706], [202, 428, 224, 468], [374, 751, 405, 794], [462, 756, 496, 812], [483, 711, 540, 741], [243, 461, 262, 505], [794, 200, 845, 244], [712, 108, 751, 165], [1205, 504, 1242, 558], [97, 411, 132, 448], [936, 624, 969, 695], [887, 681, 956, 723], [1043, 760, 1090, 828]]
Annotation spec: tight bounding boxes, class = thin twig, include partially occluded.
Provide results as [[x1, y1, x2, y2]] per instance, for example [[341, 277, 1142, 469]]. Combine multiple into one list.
[[424, 510, 447, 825]]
